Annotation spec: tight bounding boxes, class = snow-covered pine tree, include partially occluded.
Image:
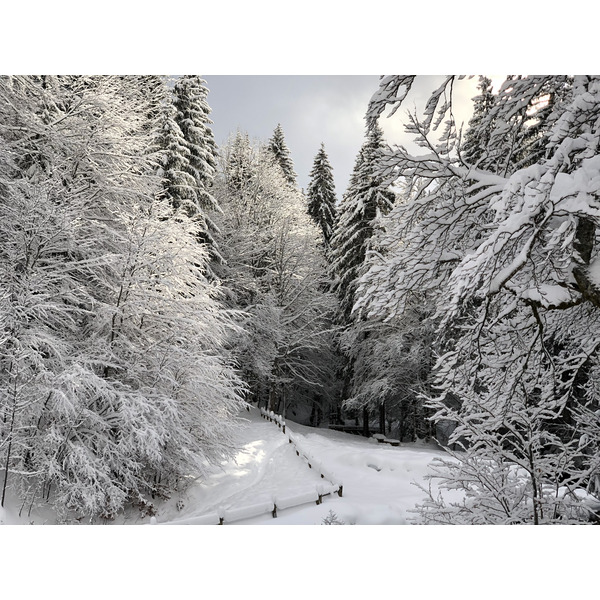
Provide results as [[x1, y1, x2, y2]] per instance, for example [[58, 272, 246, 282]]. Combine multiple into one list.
[[172, 76, 219, 205], [148, 80, 199, 216], [460, 76, 496, 168], [172, 75, 222, 266], [307, 143, 337, 246], [223, 130, 255, 198], [359, 74, 600, 523], [329, 121, 395, 322], [267, 123, 297, 187], [327, 121, 396, 433]]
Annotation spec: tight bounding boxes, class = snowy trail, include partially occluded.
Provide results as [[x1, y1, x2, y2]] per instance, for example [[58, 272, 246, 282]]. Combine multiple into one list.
[[154, 406, 451, 525], [156, 407, 326, 524], [1, 406, 451, 525]]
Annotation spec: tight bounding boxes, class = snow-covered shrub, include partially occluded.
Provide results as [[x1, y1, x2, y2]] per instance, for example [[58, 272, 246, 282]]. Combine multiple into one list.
[[321, 509, 345, 525]]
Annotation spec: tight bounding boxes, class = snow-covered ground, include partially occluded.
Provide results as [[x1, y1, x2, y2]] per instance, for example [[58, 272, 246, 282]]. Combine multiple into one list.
[[2, 406, 594, 600], [153, 406, 448, 525], [0, 405, 447, 525]]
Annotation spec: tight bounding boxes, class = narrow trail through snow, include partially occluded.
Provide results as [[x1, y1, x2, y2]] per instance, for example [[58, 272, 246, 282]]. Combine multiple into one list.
[[153, 406, 449, 525], [157, 408, 325, 524], [1, 406, 449, 525]]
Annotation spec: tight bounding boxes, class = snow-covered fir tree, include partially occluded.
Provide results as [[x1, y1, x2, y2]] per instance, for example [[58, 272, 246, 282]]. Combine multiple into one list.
[[172, 75, 219, 206], [223, 130, 254, 197], [172, 75, 222, 266], [307, 143, 337, 246], [329, 122, 396, 322], [152, 81, 199, 215], [267, 123, 297, 187], [326, 122, 396, 434], [460, 76, 495, 168]]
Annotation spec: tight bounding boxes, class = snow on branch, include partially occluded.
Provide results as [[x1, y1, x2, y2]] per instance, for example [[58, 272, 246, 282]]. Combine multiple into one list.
[[367, 75, 416, 125]]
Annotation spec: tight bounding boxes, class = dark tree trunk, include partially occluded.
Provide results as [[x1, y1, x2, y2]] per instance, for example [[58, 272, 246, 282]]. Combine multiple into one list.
[[310, 394, 323, 427], [1, 382, 17, 508], [268, 379, 277, 413], [399, 404, 407, 442], [362, 406, 370, 437], [379, 401, 386, 435]]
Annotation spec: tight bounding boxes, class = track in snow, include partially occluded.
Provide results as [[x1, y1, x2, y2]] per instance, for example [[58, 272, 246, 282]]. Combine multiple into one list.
[[157, 407, 326, 524]]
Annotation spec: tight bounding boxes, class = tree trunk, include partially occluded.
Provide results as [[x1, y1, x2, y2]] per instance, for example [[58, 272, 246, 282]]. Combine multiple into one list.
[[362, 406, 370, 437], [310, 394, 323, 427], [268, 380, 277, 413], [379, 401, 386, 435], [1, 373, 18, 508]]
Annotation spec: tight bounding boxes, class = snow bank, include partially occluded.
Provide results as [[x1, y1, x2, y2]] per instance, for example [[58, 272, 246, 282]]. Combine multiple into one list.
[[222, 501, 274, 523], [274, 489, 319, 511], [168, 512, 220, 525]]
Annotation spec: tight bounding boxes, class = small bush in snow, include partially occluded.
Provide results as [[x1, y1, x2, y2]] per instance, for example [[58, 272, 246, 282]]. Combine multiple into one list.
[[321, 510, 345, 525]]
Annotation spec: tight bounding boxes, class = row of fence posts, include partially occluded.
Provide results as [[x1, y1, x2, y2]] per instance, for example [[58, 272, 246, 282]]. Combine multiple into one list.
[[259, 407, 344, 505], [153, 407, 342, 525]]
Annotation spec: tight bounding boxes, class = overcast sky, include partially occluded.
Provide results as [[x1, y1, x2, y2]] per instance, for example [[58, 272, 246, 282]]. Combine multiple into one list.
[[202, 75, 483, 195]]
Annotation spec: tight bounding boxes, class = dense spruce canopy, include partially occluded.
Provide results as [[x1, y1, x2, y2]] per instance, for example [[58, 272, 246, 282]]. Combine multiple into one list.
[[267, 123, 298, 187], [307, 143, 337, 246], [329, 122, 395, 321]]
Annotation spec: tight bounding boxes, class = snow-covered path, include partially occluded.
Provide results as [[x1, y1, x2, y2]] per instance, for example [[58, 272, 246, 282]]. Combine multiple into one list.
[[156, 406, 449, 525], [156, 407, 328, 524], [0, 406, 449, 525]]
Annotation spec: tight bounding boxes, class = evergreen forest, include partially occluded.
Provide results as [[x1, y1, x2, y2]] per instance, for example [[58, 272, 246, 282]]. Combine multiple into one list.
[[1, 74, 600, 526]]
